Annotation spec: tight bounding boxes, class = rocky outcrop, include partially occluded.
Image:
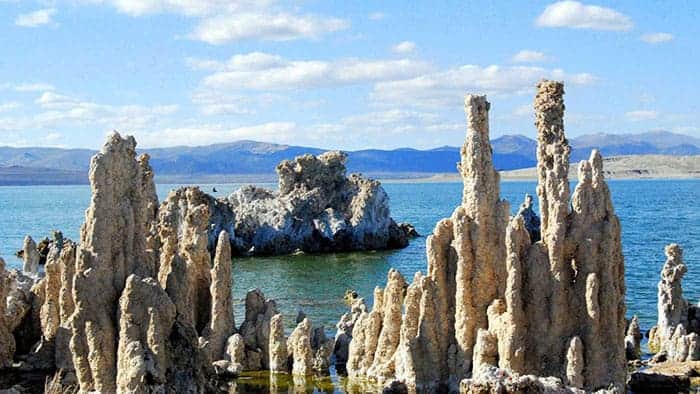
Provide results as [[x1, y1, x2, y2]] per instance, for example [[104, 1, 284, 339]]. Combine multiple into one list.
[[648, 244, 700, 362], [515, 194, 540, 242], [238, 288, 277, 371], [2, 131, 345, 393], [225, 151, 410, 256], [203, 230, 235, 362], [0, 257, 15, 369], [68, 133, 158, 392], [333, 294, 366, 373], [288, 318, 313, 376], [268, 314, 288, 373], [483, 81, 627, 391], [625, 315, 642, 360], [341, 82, 626, 392], [21, 237, 39, 275], [116, 275, 176, 393]]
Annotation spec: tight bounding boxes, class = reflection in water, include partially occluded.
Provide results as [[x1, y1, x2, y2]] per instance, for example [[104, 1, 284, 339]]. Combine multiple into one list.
[[224, 371, 338, 394]]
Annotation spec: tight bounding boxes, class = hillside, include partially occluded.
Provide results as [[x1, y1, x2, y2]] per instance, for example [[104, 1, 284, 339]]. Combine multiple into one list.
[[0, 130, 698, 185], [500, 155, 700, 180]]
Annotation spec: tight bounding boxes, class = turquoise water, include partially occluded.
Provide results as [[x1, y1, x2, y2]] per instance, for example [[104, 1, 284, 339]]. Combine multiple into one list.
[[0, 181, 698, 335]]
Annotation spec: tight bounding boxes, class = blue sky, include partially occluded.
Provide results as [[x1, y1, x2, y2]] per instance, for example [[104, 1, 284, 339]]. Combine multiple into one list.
[[0, 0, 698, 150]]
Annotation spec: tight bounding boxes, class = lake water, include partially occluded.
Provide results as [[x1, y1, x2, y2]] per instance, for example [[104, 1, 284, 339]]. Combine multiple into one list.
[[0, 180, 698, 339]]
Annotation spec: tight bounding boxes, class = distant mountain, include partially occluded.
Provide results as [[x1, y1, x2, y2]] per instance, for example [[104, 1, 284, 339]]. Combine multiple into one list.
[[0, 131, 697, 185], [570, 130, 700, 161]]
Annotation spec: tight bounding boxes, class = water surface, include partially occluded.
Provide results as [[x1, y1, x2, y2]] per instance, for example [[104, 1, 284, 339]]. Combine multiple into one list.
[[1, 180, 698, 334]]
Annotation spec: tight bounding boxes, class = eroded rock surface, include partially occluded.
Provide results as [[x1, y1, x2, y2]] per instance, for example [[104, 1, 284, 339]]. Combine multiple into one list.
[[341, 82, 627, 393], [226, 151, 409, 255], [648, 244, 700, 362]]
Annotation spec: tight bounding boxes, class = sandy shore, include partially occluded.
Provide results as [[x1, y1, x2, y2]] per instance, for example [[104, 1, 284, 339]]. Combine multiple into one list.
[[381, 155, 700, 182]]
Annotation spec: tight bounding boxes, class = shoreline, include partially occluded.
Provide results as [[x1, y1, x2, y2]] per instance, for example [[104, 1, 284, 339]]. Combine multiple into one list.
[[0, 172, 698, 187]]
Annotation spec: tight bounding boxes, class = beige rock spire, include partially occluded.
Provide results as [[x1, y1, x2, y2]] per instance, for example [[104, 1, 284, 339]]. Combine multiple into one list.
[[342, 82, 626, 392], [269, 313, 289, 373], [22, 236, 40, 274], [485, 81, 626, 391], [69, 132, 156, 392], [288, 318, 314, 376], [451, 95, 509, 379], [0, 257, 15, 369], [158, 187, 213, 333], [648, 244, 700, 361], [203, 230, 234, 362], [367, 269, 406, 380], [116, 275, 177, 393]]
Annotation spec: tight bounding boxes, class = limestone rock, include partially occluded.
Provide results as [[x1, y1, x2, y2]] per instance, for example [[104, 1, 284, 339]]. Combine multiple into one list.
[[224, 334, 246, 373], [226, 151, 409, 255], [268, 313, 288, 373], [203, 231, 234, 362], [649, 244, 696, 358], [460, 367, 585, 394], [158, 187, 213, 333], [237, 288, 278, 370], [483, 82, 626, 391], [116, 275, 176, 393], [0, 257, 15, 369], [515, 194, 540, 243], [21, 236, 39, 275], [288, 318, 313, 376], [472, 329, 498, 377], [625, 316, 642, 360], [566, 337, 584, 389], [310, 326, 334, 373], [333, 295, 366, 372], [367, 269, 407, 380], [341, 82, 626, 392], [68, 132, 157, 392]]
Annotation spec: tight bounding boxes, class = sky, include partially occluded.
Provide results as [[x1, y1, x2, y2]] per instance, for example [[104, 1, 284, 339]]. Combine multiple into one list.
[[0, 0, 698, 150]]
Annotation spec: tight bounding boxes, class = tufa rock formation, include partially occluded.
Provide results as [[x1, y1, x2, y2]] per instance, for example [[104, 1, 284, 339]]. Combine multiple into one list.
[[225, 151, 410, 255], [1, 131, 344, 393], [0, 258, 15, 369], [340, 81, 626, 392], [649, 244, 700, 362], [21, 236, 39, 275], [625, 315, 642, 361]]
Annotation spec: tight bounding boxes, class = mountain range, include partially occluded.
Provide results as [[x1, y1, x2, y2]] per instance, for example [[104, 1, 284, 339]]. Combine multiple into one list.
[[0, 130, 698, 185]]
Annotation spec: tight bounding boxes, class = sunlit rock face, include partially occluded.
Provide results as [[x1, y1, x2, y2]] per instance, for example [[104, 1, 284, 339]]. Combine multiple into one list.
[[648, 244, 700, 361], [341, 81, 627, 393], [224, 150, 409, 256]]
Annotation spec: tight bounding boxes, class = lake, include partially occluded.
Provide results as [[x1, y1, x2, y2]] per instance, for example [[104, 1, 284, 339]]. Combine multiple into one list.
[[0, 180, 698, 337]]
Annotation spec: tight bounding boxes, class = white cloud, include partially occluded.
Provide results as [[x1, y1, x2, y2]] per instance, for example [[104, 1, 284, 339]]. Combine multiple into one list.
[[14, 82, 55, 92], [368, 12, 384, 21], [511, 50, 550, 63], [371, 64, 597, 108], [87, 0, 266, 16], [625, 110, 658, 121], [15, 8, 56, 27], [512, 104, 533, 117], [0, 102, 20, 112], [30, 90, 179, 130], [641, 32, 674, 44], [135, 122, 297, 147], [191, 12, 348, 44], [536, 1, 633, 31], [392, 41, 416, 54], [199, 52, 431, 90], [83, 1, 346, 43]]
